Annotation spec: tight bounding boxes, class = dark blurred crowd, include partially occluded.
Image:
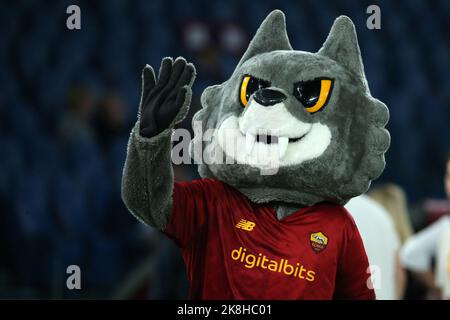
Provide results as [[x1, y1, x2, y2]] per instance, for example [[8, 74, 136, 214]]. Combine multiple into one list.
[[0, 0, 449, 299]]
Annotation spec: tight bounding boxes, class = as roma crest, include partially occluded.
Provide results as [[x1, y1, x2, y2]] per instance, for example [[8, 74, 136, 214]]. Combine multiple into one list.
[[310, 232, 328, 253]]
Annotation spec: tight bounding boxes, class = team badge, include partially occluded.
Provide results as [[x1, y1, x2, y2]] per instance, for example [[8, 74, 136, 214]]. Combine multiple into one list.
[[310, 232, 328, 253]]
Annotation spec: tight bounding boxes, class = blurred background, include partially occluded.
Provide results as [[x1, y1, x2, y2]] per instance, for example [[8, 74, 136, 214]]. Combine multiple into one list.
[[0, 0, 449, 299]]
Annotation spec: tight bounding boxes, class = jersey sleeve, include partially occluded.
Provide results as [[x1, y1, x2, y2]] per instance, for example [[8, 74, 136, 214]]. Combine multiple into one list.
[[164, 178, 223, 249], [334, 213, 376, 300]]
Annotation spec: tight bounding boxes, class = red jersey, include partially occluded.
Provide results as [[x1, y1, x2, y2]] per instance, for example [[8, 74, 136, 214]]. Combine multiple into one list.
[[165, 178, 375, 300]]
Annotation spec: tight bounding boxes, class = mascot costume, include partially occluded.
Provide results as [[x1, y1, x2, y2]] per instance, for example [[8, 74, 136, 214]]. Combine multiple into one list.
[[122, 10, 390, 299]]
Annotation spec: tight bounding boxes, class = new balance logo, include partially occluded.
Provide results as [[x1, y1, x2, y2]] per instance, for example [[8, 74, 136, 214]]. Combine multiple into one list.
[[235, 219, 256, 231]]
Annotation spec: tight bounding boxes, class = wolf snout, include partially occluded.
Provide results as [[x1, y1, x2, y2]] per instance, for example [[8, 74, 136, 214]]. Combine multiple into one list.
[[253, 88, 287, 106]]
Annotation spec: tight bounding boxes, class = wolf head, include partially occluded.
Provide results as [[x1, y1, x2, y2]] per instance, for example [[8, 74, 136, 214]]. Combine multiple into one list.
[[191, 10, 390, 206]]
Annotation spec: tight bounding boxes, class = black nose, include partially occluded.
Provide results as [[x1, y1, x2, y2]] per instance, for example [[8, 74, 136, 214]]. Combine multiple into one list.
[[253, 88, 287, 106]]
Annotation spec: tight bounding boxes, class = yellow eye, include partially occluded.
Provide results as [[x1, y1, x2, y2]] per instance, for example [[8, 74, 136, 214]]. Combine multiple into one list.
[[240, 75, 271, 107], [293, 78, 334, 113]]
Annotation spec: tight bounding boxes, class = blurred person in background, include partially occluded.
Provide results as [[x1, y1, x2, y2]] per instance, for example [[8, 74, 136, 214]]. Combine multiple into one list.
[[400, 154, 450, 299], [94, 91, 128, 149], [369, 184, 414, 246], [345, 195, 402, 300], [59, 87, 97, 143], [401, 215, 450, 299], [367, 184, 413, 299], [436, 226, 450, 299]]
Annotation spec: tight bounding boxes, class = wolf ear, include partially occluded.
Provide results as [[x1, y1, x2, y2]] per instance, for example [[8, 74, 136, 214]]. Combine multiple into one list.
[[237, 10, 292, 68], [318, 16, 366, 81]]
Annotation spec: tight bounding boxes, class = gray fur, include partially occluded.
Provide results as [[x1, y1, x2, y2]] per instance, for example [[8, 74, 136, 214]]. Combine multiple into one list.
[[121, 71, 193, 231], [273, 203, 303, 220], [192, 10, 390, 207], [236, 10, 292, 69], [318, 16, 368, 89], [121, 124, 173, 230]]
